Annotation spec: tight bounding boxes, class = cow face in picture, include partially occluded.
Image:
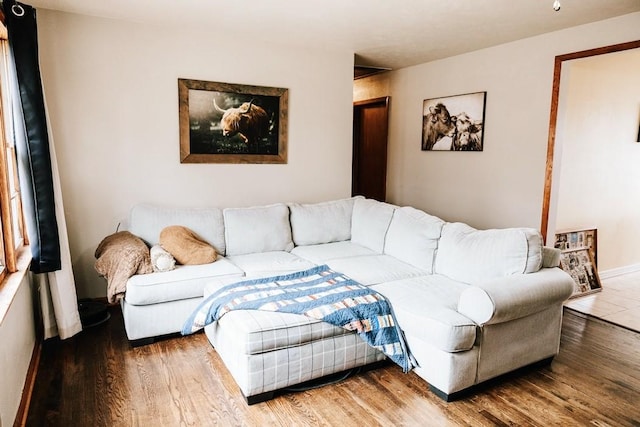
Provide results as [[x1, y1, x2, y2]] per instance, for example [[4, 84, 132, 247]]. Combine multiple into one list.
[[450, 113, 483, 151], [422, 103, 456, 150], [213, 98, 270, 153]]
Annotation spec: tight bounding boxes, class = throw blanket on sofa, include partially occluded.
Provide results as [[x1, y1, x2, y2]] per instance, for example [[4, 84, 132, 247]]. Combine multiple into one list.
[[95, 231, 153, 304], [182, 264, 416, 372]]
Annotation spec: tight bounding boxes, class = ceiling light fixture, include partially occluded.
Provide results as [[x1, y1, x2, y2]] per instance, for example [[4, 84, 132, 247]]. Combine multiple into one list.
[[553, 0, 561, 11]]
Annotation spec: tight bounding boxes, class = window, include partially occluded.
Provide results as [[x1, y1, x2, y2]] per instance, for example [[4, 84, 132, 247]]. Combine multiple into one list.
[[0, 24, 27, 284]]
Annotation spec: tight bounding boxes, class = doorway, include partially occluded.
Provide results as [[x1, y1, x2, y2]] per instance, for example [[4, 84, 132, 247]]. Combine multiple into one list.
[[352, 96, 390, 201], [541, 40, 640, 274]]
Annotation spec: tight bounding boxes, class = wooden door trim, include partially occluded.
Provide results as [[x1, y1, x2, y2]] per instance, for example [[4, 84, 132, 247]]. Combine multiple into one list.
[[540, 40, 640, 243], [352, 96, 390, 200], [354, 96, 390, 107]]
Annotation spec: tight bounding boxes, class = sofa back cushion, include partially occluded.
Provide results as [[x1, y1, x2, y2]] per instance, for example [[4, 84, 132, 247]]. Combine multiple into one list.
[[351, 198, 397, 253], [289, 197, 360, 246], [129, 204, 225, 255], [224, 203, 294, 256], [384, 206, 444, 273], [434, 222, 543, 283]]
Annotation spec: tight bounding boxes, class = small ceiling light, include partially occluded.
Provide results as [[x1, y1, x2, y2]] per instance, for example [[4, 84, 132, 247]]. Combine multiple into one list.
[[553, 0, 561, 11]]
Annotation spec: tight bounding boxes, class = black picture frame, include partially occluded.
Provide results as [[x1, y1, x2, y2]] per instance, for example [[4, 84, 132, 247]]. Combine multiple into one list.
[[422, 91, 486, 151]]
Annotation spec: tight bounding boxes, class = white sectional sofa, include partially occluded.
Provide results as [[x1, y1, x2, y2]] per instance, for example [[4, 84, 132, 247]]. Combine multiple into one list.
[[121, 196, 574, 403]]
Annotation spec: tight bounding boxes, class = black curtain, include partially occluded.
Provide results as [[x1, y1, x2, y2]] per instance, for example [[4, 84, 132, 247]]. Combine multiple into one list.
[[4, 0, 61, 273]]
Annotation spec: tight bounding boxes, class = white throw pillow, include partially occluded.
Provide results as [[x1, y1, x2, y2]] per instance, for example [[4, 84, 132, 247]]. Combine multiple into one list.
[[224, 203, 294, 256], [289, 197, 360, 246], [434, 222, 543, 283], [350, 198, 397, 253], [150, 245, 176, 272], [384, 206, 445, 273]]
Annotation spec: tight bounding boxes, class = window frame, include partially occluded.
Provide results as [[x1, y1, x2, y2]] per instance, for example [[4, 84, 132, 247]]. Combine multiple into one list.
[[0, 26, 27, 285]]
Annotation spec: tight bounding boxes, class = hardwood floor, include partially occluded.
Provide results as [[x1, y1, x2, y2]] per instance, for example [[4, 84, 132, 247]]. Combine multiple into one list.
[[26, 306, 640, 426]]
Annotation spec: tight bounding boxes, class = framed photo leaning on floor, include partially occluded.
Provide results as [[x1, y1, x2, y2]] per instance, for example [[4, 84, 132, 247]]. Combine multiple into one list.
[[559, 248, 602, 299], [554, 228, 598, 267]]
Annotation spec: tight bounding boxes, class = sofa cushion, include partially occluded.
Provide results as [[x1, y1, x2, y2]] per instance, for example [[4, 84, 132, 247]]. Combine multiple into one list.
[[384, 206, 445, 273], [372, 276, 477, 353], [202, 276, 360, 355], [289, 197, 360, 246], [226, 251, 316, 278], [351, 198, 397, 253], [327, 254, 426, 286], [291, 241, 375, 264], [434, 222, 543, 284], [124, 258, 244, 305], [129, 204, 225, 254], [210, 308, 350, 355], [224, 204, 294, 256]]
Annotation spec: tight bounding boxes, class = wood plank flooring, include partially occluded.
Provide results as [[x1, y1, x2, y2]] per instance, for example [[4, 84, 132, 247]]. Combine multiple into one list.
[[26, 307, 640, 426]]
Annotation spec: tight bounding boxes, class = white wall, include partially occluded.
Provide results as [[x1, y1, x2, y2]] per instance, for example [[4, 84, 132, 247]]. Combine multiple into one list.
[[0, 274, 35, 427], [554, 49, 640, 272], [37, 11, 355, 298], [383, 13, 640, 230]]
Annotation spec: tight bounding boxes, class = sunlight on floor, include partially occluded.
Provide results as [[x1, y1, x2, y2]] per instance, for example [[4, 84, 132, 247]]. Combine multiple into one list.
[[564, 270, 640, 332]]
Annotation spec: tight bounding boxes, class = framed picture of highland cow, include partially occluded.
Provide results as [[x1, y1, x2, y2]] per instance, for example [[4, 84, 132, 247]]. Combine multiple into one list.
[[178, 79, 288, 164], [421, 91, 486, 151]]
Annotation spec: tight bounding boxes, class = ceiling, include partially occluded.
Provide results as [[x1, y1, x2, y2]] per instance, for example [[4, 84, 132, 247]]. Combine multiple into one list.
[[25, 0, 640, 70]]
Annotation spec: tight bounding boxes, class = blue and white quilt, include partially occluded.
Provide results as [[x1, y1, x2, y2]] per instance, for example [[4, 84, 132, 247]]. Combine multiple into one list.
[[182, 264, 416, 372]]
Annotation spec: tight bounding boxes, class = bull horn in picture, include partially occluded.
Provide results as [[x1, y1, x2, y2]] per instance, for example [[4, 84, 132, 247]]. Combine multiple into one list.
[[213, 98, 228, 113], [238, 99, 255, 114]]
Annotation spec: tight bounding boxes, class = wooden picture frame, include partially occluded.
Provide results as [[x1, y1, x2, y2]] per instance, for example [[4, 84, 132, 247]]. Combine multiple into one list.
[[554, 228, 598, 267], [422, 91, 486, 151], [559, 248, 602, 299], [178, 79, 288, 164]]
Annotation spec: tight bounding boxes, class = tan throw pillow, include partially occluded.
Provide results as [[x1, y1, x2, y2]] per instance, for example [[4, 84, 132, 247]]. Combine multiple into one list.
[[159, 225, 217, 265]]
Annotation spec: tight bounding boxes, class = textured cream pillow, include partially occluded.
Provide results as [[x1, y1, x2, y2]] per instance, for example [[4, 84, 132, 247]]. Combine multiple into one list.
[[150, 245, 176, 272], [159, 225, 217, 265]]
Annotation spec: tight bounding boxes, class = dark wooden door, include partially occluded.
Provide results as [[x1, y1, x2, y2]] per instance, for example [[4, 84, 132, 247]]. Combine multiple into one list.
[[352, 97, 390, 202]]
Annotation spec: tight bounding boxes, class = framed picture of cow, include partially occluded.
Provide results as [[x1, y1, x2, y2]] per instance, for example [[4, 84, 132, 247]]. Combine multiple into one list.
[[178, 79, 288, 164], [421, 91, 486, 151]]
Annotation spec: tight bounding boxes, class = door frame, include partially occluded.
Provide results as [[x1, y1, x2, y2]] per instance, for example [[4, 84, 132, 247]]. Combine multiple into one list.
[[352, 96, 390, 200], [540, 40, 640, 243]]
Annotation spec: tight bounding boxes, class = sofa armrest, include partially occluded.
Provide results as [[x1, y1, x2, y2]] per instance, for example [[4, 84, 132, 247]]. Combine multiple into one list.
[[457, 267, 574, 326]]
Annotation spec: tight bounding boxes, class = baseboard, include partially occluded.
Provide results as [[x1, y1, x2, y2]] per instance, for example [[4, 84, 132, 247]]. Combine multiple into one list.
[[13, 338, 42, 427], [598, 263, 640, 280]]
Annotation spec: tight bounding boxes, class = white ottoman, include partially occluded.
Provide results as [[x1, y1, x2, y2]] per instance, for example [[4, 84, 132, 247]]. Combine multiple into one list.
[[202, 279, 387, 404]]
